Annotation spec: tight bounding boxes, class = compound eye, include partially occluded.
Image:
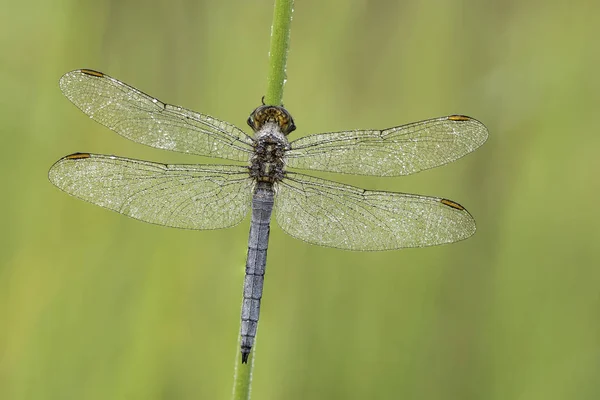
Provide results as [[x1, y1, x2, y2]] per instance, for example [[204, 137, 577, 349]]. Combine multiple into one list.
[[246, 116, 254, 128]]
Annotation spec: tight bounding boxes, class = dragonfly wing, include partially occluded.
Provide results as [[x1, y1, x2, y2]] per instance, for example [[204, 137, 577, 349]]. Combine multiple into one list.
[[49, 153, 253, 230], [274, 172, 476, 251], [60, 70, 254, 162], [286, 115, 488, 176]]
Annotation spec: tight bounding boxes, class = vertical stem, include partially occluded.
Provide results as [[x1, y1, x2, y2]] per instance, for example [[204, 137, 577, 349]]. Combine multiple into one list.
[[231, 335, 254, 400], [264, 0, 294, 106], [231, 1, 293, 399]]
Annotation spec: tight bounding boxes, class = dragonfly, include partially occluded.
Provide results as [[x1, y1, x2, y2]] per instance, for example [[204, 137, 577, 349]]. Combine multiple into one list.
[[49, 69, 488, 363]]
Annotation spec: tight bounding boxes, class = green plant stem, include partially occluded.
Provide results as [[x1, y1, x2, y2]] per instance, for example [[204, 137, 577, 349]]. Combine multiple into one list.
[[231, 335, 254, 400], [264, 0, 294, 106], [231, 1, 293, 399]]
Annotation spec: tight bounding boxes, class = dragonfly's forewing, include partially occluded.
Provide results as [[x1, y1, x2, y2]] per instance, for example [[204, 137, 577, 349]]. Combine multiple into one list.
[[49, 153, 253, 230], [60, 70, 254, 161], [286, 115, 488, 177], [274, 172, 476, 250]]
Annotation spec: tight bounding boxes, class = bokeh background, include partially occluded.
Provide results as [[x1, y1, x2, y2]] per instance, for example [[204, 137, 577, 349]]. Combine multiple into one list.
[[2, 0, 599, 399]]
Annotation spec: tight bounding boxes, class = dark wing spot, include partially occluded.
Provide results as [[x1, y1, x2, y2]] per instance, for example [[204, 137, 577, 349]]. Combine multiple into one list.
[[65, 153, 92, 160], [440, 198, 465, 210], [80, 69, 104, 77], [448, 115, 471, 122]]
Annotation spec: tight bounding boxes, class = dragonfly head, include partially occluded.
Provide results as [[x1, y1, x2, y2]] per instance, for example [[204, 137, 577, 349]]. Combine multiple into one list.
[[247, 105, 296, 135]]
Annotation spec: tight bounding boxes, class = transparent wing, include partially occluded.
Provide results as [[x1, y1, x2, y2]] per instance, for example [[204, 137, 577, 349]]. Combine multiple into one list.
[[59, 69, 254, 161], [286, 115, 488, 176], [48, 153, 253, 230], [274, 172, 476, 251]]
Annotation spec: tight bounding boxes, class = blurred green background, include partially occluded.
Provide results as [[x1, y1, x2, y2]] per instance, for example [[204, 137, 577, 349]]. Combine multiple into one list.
[[2, 0, 599, 399]]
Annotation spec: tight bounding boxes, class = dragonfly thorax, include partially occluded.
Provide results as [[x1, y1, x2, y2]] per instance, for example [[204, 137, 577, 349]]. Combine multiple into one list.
[[249, 122, 289, 183]]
